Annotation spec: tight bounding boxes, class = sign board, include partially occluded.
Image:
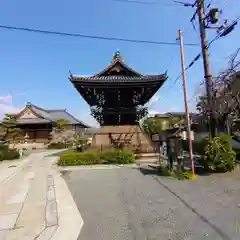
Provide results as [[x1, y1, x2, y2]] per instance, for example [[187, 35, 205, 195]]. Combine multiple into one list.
[[181, 131, 194, 140]]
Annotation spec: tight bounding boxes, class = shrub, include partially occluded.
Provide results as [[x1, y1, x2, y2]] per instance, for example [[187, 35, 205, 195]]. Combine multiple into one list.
[[58, 149, 135, 166], [48, 143, 67, 149], [0, 151, 4, 161], [204, 133, 236, 172], [182, 138, 208, 155], [0, 144, 20, 161], [3, 149, 20, 160], [100, 150, 118, 164], [0, 144, 8, 151], [117, 149, 135, 164], [181, 170, 195, 180], [58, 151, 102, 166]]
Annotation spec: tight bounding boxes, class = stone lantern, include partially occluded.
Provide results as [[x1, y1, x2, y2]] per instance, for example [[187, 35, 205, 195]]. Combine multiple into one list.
[[24, 132, 30, 144]]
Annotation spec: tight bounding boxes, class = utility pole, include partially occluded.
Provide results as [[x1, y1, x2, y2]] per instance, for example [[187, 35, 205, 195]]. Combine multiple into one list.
[[178, 29, 195, 178], [175, 0, 239, 138], [197, 0, 216, 138]]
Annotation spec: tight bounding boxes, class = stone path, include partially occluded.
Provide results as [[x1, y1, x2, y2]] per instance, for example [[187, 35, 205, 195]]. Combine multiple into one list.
[[0, 151, 83, 240]]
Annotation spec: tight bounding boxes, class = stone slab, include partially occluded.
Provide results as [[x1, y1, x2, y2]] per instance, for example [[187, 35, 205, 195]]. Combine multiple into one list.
[[7, 182, 30, 205], [14, 163, 47, 233], [46, 201, 58, 227], [51, 172, 83, 240], [47, 176, 54, 187], [7, 192, 27, 205], [36, 226, 58, 240], [24, 171, 34, 181], [0, 156, 30, 186], [46, 186, 55, 201], [0, 203, 21, 216], [0, 230, 9, 240], [0, 214, 18, 230], [5, 225, 45, 240]]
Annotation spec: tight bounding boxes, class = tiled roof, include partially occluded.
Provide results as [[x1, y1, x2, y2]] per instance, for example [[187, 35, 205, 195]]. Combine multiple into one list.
[[31, 104, 53, 121], [48, 109, 90, 127], [70, 74, 167, 83], [15, 103, 90, 127], [93, 58, 143, 77]]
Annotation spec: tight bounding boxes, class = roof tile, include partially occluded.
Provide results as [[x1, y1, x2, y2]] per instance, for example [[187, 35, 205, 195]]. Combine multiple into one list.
[[70, 74, 167, 83]]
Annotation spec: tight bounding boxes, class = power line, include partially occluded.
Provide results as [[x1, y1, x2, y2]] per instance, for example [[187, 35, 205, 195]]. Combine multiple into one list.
[[161, 28, 227, 97], [0, 24, 198, 47], [152, 20, 237, 102]]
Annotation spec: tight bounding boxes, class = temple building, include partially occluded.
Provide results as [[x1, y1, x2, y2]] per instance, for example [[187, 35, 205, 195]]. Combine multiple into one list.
[[5, 102, 89, 143], [69, 51, 168, 150], [70, 51, 167, 126]]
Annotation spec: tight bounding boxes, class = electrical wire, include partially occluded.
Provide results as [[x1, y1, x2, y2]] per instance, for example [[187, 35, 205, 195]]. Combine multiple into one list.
[[160, 28, 228, 99], [0, 24, 198, 47]]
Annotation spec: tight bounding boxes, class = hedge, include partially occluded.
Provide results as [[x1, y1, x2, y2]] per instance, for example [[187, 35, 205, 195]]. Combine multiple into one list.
[[48, 143, 68, 149], [0, 144, 20, 161], [58, 149, 135, 166]]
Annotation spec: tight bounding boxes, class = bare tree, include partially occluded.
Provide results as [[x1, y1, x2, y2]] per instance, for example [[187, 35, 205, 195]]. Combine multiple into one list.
[[197, 48, 240, 133]]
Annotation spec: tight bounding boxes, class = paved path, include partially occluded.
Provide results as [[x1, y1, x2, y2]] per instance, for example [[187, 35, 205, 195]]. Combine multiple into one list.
[[0, 150, 82, 240], [64, 164, 240, 240]]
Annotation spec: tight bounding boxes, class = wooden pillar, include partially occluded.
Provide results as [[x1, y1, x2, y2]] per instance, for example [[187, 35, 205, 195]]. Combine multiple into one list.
[[34, 127, 37, 142]]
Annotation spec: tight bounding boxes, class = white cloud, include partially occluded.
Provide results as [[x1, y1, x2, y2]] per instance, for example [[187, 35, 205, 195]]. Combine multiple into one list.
[[0, 95, 12, 104], [149, 104, 182, 115], [0, 95, 23, 119], [148, 110, 160, 115]]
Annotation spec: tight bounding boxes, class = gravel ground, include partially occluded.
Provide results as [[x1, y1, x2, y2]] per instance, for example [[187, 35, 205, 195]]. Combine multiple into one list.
[[63, 165, 240, 240]]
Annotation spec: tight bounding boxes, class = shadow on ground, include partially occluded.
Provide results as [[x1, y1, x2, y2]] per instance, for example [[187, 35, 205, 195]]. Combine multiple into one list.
[[138, 166, 160, 176], [137, 164, 212, 177], [136, 165, 232, 240], [153, 176, 232, 240]]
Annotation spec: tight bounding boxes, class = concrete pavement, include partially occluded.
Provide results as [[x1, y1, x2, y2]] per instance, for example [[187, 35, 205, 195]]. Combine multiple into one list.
[[0, 150, 83, 240], [64, 164, 240, 240]]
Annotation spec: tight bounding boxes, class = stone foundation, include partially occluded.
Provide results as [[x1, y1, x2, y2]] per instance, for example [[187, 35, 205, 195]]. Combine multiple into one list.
[[92, 125, 158, 153]]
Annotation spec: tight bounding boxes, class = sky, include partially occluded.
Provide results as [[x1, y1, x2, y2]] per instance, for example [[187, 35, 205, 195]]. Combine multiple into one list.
[[0, 0, 239, 126]]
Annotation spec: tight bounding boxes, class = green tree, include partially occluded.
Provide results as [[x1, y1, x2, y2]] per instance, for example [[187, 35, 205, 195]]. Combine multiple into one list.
[[2, 114, 17, 139], [136, 106, 148, 122], [55, 118, 69, 133], [142, 116, 184, 136], [73, 135, 87, 145], [1, 114, 23, 144]]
